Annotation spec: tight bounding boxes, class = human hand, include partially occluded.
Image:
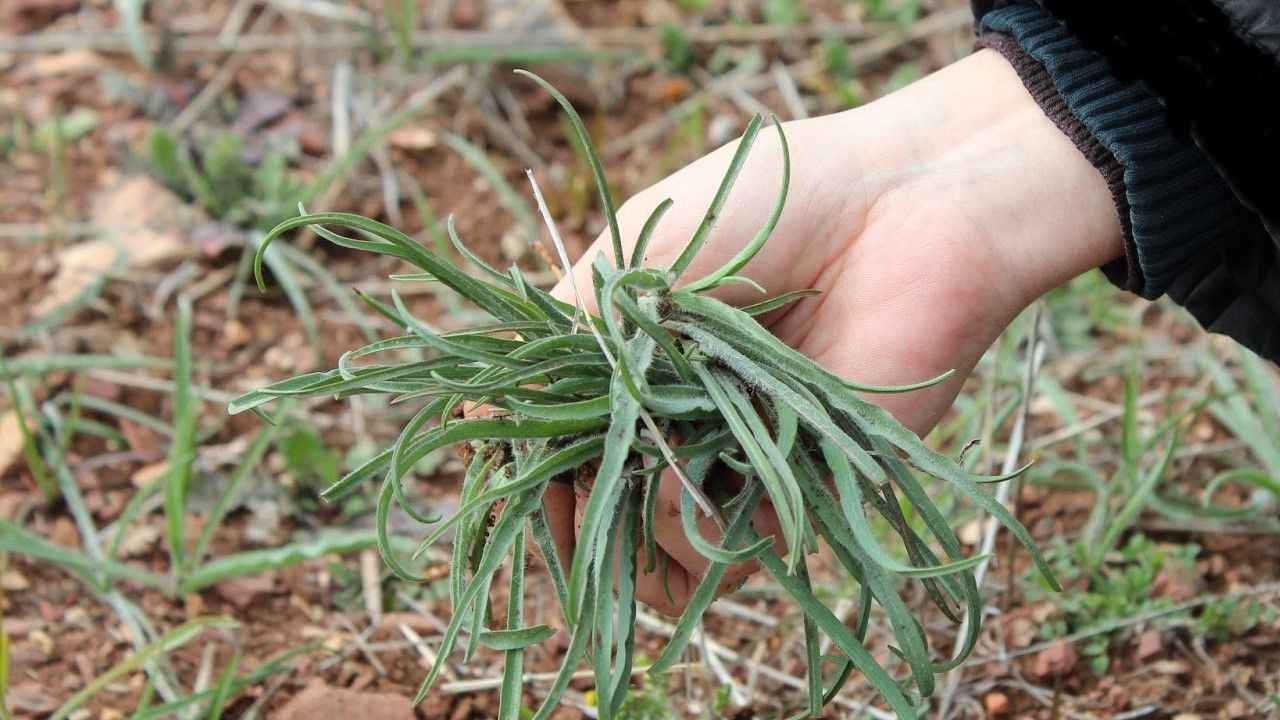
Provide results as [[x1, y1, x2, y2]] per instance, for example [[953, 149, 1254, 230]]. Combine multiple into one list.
[[538, 49, 1123, 615]]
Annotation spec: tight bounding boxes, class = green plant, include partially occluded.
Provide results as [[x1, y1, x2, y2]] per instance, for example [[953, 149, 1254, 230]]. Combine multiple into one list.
[[1032, 534, 1193, 673], [660, 24, 695, 72], [239, 71, 1055, 719], [1030, 368, 1192, 575], [863, 0, 923, 27], [0, 322, 377, 714], [763, 0, 806, 26], [147, 128, 304, 230], [1197, 596, 1269, 642]]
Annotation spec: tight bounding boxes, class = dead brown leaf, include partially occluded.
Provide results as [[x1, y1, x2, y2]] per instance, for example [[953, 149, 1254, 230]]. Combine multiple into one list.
[[17, 50, 102, 79], [1030, 640, 1078, 679], [34, 176, 195, 317], [214, 572, 278, 609], [276, 680, 416, 720], [0, 410, 28, 476]]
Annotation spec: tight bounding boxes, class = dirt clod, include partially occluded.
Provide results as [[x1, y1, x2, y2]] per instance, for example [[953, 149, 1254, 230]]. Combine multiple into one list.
[[276, 681, 416, 720], [983, 691, 1010, 716], [1031, 640, 1078, 679]]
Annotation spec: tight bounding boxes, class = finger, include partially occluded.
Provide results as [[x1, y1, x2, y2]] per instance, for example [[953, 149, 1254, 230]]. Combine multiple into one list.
[[634, 535, 695, 618], [651, 468, 783, 595], [571, 472, 697, 616], [540, 482, 576, 566]]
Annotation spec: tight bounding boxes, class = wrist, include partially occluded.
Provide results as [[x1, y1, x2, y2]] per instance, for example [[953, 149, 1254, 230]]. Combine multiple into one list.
[[851, 49, 1124, 315]]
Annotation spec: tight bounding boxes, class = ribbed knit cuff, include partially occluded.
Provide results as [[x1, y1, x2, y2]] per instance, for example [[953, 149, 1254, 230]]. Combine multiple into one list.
[[976, 32, 1139, 292], [977, 3, 1249, 300]]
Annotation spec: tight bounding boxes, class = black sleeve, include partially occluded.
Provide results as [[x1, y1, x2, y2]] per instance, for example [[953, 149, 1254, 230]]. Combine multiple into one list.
[[972, 0, 1280, 362]]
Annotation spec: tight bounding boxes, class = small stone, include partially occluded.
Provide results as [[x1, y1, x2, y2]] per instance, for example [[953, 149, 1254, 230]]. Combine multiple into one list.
[[276, 681, 415, 720], [1172, 714, 1201, 720], [64, 606, 90, 626], [100, 709, 125, 720], [214, 573, 277, 609], [117, 524, 161, 558], [984, 691, 1010, 716], [0, 569, 30, 590], [50, 517, 79, 547], [707, 114, 739, 147], [386, 126, 437, 150], [1152, 659, 1190, 675], [499, 229, 526, 262], [29, 629, 54, 656], [1030, 603, 1056, 623], [223, 319, 252, 349], [1030, 640, 1077, 679], [1135, 630, 1163, 661], [184, 593, 205, 618], [1008, 617, 1036, 648], [69, 710, 91, 720], [1225, 700, 1249, 718], [957, 519, 982, 545], [131, 461, 169, 488], [8, 682, 57, 713], [322, 633, 347, 653]]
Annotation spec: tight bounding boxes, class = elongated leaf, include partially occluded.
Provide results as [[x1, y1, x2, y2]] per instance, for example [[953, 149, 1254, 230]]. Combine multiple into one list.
[[182, 531, 386, 593], [0, 520, 167, 590], [566, 372, 640, 618], [515, 70, 624, 268], [165, 297, 196, 578], [684, 117, 790, 293], [667, 115, 764, 281], [631, 198, 673, 269], [496, 532, 529, 720], [481, 624, 556, 651]]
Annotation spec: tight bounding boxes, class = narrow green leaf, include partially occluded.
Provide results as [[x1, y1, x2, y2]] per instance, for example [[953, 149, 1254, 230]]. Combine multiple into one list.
[[685, 117, 789, 293], [481, 624, 556, 651], [51, 618, 237, 720], [515, 70, 624, 268], [165, 297, 196, 579], [667, 115, 764, 281], [630, 198, 673, 269]]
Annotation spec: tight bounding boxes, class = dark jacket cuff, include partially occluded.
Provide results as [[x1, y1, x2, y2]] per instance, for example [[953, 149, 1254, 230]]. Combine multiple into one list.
[[975, 31, 1139, 292], [977, 4, 1253, 301]]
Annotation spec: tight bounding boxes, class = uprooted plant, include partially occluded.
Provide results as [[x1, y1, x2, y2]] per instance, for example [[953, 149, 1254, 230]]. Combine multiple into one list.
[[232, 71, 1057, 719]]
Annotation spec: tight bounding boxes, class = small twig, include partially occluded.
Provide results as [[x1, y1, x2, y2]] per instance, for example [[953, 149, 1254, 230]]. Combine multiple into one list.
[[707, 597, 779, 628], [604, 7, 973, 158], [170, 8, 272, 134], [359, 549, 383, 625], [217, 0, 256, 44], [938, 306, 1046, 719], [183, 643, 218, 720], [331, 60, 353, 157], [334, 614, 388, 676], [697, 621, 747, 706], [1028, 391, 1164, 451], [266, 0, 371, 25], [241, 670, 292, 720], [771, 63, 809, 120], [399, 622, 456, 681], [525, 169, 724, 528]]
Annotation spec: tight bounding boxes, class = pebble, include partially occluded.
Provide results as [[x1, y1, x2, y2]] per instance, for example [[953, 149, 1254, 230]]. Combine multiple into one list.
[[984, 691, 1010, 716], [0, 569, 30, 590]]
